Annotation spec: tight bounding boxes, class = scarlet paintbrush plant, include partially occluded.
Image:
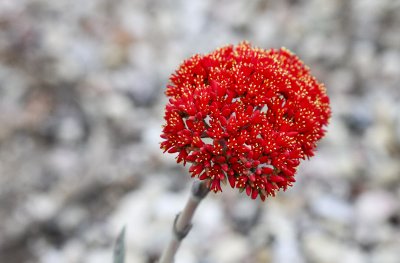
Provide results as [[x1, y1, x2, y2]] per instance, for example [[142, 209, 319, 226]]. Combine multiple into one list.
[[160, 42, 330, 201]]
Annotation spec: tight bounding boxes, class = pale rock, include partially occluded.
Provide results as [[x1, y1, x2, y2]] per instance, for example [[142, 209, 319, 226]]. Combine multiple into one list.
[[175, 247, 196, 263], [229, 196, 260, 225], [323, 115, 351, 147], [191, 196, 225, 241], [62, 240, 85, 263], [266, 208, 303, 263], [40, 247, 65, 263], [326, 69, 355, 93], [368, 159, 400, 186], [102, 43, 128, 69], [303, 232, 345, 263], [380, 50, 400, 79], [102, 93, 133, 120], [209, 233, 248, 263], [109, 177, 184, 254], [109, 189, 157, 252], [351, 41, 376, 78], [125, 249, 147, 263], [142, 121, 169, 162], [119, 7, 150, 39], [177, 0, 209, 37], [310, 195, 354, 224], [371, 245, 400, 263], [56, 116, 85, 144], [341, 247, 368, 263], [364, 124, 392, 156], [46, 148, 80, 177], [153, 191, 187, 220], [24, 194, 58, 222], [129, 42, 155, 70], [252, 12, 281, 46], [86, 248, 111, 263], [355, 190, 398, 224], [110, 68, 157, 106], [299, 33, 326, 60], [394, 104, 400, 145]]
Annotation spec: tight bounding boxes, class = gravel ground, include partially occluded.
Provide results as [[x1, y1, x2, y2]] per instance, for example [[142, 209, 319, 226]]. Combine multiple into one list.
[[0, 0, 399, 262]]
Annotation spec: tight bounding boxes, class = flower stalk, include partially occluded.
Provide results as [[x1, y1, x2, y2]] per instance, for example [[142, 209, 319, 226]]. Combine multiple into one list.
[[159, 180, 209, 263], [158, 41, 331, 262]]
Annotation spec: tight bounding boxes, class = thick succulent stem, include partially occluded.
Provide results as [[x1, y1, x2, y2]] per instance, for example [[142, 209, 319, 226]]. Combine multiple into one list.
[[159, 180, 209, 263]]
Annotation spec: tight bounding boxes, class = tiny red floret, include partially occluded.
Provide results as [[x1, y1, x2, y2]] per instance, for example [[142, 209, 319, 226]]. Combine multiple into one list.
[[160, 42, 331, 200]]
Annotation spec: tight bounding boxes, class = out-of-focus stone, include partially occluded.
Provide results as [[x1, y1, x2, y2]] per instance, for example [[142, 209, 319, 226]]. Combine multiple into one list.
[[303, 232, 346, 263], [310, 195, 354, 224], [24, 194, 58, 222], [371, 245, 400, 263], [209, 233, 248, 263], [355, 190, 398, 224], [0, 0, 400, 262]]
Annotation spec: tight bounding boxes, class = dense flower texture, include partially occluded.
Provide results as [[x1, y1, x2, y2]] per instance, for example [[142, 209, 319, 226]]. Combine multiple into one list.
[[161, 42, 331, 201]]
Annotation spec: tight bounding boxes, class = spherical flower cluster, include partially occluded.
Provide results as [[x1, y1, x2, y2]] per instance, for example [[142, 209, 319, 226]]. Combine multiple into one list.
[[160, 42, 331, 201]]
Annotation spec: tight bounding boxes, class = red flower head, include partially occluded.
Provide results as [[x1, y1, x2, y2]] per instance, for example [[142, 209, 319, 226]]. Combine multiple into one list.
[[160, 42, 331, 201]]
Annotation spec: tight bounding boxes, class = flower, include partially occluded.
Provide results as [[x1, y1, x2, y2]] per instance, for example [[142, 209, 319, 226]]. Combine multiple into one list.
[[160, 42, 331, 201]]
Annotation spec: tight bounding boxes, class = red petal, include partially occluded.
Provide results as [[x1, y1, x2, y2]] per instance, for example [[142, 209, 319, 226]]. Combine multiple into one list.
[[228, 175, 236, 188], [199, 172, 209, 180], [167, 147, 179, 153], [262, 167, 274, 174], [249, 173, 256, 182], [211, 179, 222, 192], [246, 185, 251, 196], [270, 175, 285, 183], [251, 188, 258, 199]]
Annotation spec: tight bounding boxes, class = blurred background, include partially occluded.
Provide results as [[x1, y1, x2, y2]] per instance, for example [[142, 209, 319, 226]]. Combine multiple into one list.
[[0, 0, 399, 262]]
